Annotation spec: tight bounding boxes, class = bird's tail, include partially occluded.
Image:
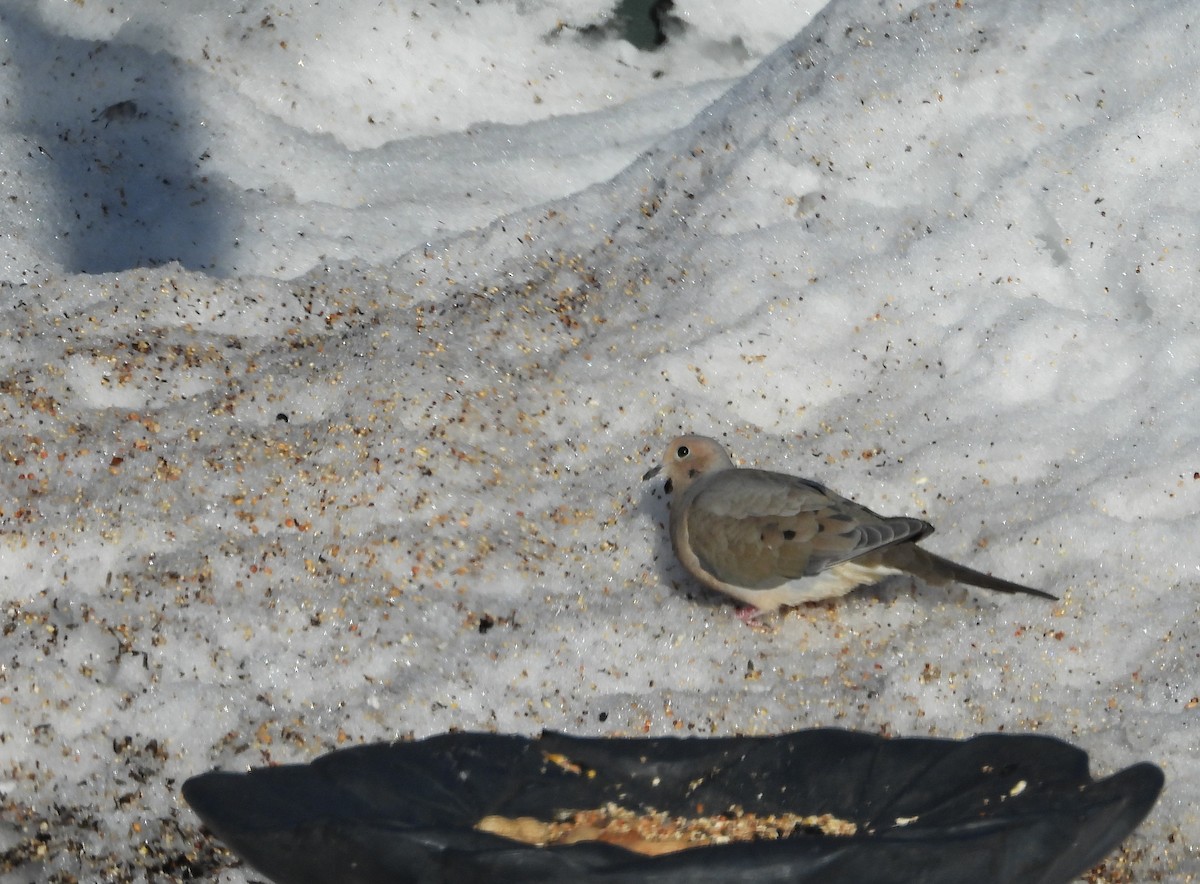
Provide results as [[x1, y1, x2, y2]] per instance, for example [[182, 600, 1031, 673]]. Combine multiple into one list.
[[879, 545, 1057, 601]]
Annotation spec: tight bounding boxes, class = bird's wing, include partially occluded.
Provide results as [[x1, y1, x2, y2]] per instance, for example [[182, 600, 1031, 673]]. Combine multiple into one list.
[[685, 469, 931, 589]]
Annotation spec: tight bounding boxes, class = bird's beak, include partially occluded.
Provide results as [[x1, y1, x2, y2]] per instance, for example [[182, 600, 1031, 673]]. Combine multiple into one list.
[[642, 464, 662, 481]]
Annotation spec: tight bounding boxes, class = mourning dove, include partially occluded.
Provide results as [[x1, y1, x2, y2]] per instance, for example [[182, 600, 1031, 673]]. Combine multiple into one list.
[[642, 435, 1056, 615]]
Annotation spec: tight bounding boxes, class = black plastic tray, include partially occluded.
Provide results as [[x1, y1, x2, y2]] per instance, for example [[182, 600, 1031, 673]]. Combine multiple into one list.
[[183, 728, 1162, 884]]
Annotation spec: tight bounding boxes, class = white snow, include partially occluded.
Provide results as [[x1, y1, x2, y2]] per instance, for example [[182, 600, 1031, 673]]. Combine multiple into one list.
[[0, 0, 1197, 880]]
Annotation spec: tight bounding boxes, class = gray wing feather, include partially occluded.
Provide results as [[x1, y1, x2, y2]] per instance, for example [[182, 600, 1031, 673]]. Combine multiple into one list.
[[686, 469, 932, 587]]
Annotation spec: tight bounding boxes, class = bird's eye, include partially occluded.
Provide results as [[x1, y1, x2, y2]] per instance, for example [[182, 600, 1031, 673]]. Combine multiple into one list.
[[676, 445, 689, 459]]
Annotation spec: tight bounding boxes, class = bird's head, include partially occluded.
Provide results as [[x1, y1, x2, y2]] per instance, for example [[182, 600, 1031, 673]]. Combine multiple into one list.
[[642, 435, 735, 496]]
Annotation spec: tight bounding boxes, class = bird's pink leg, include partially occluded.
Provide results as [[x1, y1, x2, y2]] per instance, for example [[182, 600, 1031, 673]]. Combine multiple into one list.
[[735, 605, 766, 625]]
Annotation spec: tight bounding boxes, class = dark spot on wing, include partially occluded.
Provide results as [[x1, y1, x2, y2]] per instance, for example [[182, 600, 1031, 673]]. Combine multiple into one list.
[[759, 521, 781, 544], [783, 530, 797, 540]]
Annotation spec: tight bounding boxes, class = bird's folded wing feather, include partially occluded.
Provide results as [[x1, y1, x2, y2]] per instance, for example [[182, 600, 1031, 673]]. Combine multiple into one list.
[[686, 469, 931, 588]]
